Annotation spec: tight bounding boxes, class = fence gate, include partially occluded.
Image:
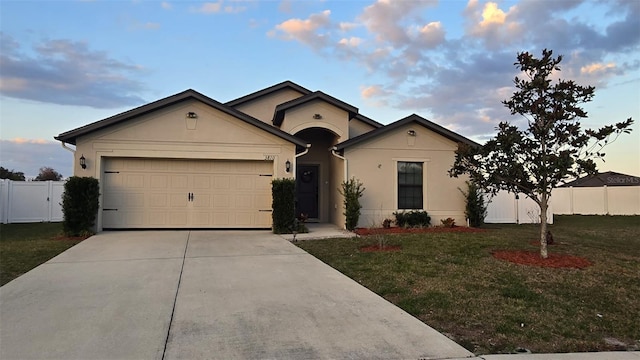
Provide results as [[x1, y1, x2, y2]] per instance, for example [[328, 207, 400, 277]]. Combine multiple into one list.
[[0, 180, 65, 224]]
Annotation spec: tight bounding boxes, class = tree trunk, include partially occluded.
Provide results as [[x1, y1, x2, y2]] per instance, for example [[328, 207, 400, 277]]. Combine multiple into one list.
[[539, 198, 548, 259]]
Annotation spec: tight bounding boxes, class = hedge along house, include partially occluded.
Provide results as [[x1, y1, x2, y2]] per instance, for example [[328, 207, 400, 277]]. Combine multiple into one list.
[[55, 81, 477, 231]]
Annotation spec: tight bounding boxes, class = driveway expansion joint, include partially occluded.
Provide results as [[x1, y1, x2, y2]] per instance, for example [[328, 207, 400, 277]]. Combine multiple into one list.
[[161, 231, 190, 360]]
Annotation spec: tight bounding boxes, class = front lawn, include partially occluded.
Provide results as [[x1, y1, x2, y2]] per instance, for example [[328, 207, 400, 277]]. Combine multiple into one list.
[[0, 223, 85, 286], [296, 215, 640, 354]]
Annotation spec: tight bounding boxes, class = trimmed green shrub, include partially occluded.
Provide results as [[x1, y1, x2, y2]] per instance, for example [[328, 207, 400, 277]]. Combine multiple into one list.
[[272, 178, 296, 234], [62, 176, 100, 236], [339, 177, 365, 231], [460, 181, 487, 227], [393, 210, 431, 228]]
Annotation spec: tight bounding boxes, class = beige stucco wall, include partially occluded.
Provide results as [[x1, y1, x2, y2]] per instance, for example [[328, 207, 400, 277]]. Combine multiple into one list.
[[349, 118, 377, 138], [233, 89, 305, 123], [329, 151, 346, 228], [73, 99, 297, 230], [345, 122, 469, 227], [280, 100, 349, 141]]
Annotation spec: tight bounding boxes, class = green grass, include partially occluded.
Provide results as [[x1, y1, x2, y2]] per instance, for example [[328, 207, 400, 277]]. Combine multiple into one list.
[[0, 223, 84, 286], [296, 215, 640, 355]]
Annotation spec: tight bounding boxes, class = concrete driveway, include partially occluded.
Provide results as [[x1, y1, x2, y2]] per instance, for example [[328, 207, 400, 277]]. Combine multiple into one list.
[[0, 231, 473, 360]]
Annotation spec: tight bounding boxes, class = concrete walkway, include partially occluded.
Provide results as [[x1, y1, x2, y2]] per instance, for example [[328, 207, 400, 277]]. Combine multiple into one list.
[[1, 230, 470, 360]]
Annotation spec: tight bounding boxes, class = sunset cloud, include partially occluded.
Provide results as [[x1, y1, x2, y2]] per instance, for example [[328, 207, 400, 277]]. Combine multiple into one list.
[[271, 10, 332, 48], [581, 62, 616, 75]]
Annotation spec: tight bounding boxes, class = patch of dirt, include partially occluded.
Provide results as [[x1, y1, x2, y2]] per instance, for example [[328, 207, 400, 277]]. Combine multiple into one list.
[[355, 226, 487, 236], [492, 250, 592, 269], [359, 245, 402, 252]]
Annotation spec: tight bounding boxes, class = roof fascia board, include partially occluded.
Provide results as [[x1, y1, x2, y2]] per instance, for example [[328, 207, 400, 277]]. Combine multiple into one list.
[[225, 81, 312, 108]]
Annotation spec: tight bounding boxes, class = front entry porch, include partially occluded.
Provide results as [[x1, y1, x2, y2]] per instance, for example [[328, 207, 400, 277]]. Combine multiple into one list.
[[294, 127, 345, 228]]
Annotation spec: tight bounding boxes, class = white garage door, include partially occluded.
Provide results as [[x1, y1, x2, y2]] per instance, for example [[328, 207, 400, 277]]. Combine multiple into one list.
[[102, 158, 273, 229]]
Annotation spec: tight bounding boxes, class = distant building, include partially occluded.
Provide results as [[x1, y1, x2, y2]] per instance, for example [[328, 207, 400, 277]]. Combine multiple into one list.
[[559, 171, 640, 187]]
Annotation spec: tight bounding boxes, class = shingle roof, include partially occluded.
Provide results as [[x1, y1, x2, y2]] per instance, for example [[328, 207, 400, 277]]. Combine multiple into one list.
[[54, 89, 308, 148], [225, 80, 312, 108], [559, 171, 640, 187], [334, 113, 478, 150]]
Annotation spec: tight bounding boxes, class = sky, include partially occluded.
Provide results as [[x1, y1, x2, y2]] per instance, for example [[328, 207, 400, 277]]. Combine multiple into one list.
[[1, 0, 639, 179]]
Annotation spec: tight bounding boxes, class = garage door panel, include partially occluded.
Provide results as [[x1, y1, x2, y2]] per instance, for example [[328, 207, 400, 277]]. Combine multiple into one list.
[[171, 175, 188, 189], [193, 176, 211, 189], [149, 194, 168, 207], [214, 176, 230, 189], [102, 158, 273, 229], [150, 175, 168, 188]]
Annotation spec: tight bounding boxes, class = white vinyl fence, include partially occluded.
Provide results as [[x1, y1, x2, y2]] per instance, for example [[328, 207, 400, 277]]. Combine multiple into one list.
[[0, 180, 65, 224], [552, 186, 640, 215], [485, 191, 554, 224]]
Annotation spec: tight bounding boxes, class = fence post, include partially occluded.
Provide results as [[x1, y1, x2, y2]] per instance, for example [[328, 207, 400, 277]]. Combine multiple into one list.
[[47, 180, 53, 222], [0, 180, 7, 224], [569, 186, 574, 214], [603, 185, 609, 215]]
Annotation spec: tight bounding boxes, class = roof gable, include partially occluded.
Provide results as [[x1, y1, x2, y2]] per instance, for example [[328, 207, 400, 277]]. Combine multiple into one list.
[[273, 91, 358, 126], [559, 171, 640, 187], [351, 113, 383, 129], [55, 89, 307, 148], [225, 80, 311, 108], [335, 114, 478, 150]]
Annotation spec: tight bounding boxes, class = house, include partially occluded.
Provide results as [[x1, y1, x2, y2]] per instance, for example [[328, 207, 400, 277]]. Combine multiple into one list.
[[558, 171, 640, 187], [55, 81, 476, 231]]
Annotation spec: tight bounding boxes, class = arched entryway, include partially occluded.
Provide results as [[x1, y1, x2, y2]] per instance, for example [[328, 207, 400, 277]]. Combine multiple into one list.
[[294, 127, 344, 224]]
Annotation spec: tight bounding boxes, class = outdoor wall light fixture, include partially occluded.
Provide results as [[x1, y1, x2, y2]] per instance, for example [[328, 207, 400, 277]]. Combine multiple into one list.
[[407, 130, 416, 136], [79, 154, 87, 169], [313, 113, 322, 119], [285, 160, 291, 173], [187, 112, 198, 119]]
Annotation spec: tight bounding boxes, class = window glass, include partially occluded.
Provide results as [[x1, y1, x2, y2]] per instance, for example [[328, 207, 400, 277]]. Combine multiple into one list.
[[397, 161, 423, 209]]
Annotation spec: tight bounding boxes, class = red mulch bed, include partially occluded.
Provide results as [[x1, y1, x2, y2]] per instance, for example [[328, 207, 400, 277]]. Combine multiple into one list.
[[492, 250, 592, 269], [360, 245, 402, 252], [354, 226, 486, 236]]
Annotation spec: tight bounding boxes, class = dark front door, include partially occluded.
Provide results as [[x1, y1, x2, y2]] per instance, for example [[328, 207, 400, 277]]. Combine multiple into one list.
[[296, 165, 319, 219]]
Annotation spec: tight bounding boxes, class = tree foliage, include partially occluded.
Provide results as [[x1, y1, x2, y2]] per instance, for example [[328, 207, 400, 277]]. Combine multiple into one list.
[[271, 178, 296, 234], [460, 181, 487, 228], [0, 167, 26, 181], [339, 177, 365, 231], [449, 49, 633, 258], [62, 176, 100, 236], [34, 167, 63, 181]]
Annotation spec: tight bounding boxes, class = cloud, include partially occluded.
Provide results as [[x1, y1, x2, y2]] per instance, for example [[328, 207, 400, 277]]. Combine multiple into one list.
[[338, 37, 362, 48], [270, 10, 332, 48], [0, 33, 146, 108], [272, 1, 638, 141], [161, 1, 172, 10], [193, 1, 247, 14], [360, 0, 437, 45], [464, 0, 521, 47], [0, 139, 72, 179]]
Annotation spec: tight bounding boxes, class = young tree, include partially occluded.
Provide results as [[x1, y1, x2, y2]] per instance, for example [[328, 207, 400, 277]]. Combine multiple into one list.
[[0, 167, 26, 181], [34, 167, 63, 181], [449, 49, 633, 258]]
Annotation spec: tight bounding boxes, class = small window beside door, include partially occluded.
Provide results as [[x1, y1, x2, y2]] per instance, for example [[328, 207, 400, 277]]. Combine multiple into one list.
[[397, 161, 423, 209]]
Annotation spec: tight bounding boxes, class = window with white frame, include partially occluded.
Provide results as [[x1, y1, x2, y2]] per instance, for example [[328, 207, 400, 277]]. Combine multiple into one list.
[[397, 161, 423, 209]]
